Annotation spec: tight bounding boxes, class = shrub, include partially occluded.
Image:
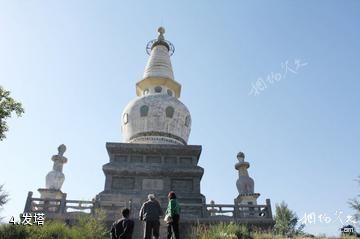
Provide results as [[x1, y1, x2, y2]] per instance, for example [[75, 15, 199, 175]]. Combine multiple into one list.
[[273, 201, 304, 237], [0, 224, 29, 239], [0, 209, 108, 239], [27, 221, 71, 239], [72, 209, 108, 239], [191, 223, 252, 239], [252, 232, 273, 239]]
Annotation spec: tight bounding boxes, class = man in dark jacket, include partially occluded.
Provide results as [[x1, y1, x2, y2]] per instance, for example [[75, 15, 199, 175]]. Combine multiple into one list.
[[111, 208, 134, 239], [139, 194, 163, 239]]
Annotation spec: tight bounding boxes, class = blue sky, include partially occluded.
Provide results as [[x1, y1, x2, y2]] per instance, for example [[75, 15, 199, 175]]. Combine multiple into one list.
[[1, 0, 359, 236]]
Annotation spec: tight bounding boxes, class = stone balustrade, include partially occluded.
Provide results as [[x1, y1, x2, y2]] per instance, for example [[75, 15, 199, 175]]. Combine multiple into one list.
[[24, 191, 273, 226], [23, 191, 95, 221]]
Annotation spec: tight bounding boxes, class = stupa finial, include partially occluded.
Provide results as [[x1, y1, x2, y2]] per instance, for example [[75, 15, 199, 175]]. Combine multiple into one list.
[[158, 26, 165, 36], [158, 26, 165, 40], [146, 26, 175, 56]]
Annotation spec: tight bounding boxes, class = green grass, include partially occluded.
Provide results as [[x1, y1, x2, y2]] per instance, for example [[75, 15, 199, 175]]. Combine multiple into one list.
[[190, 223, 358, 239], [190, 223, 252, 239]]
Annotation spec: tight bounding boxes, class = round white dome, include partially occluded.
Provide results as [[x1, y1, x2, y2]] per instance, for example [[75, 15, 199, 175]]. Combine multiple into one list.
[[122, 94, 191, 145]]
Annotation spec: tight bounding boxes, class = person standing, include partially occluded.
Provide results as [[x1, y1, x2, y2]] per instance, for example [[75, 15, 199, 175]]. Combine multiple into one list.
[[165, 191, 180, 239], [111, 208, 135, 239], [139, 194, 163, 239]]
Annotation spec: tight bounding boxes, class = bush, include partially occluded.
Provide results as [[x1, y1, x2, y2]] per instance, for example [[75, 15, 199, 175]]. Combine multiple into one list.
[[273, 201, 304, 237], [191, 223, 251, 239], [0, 224, 29, 239], [252, 232, 273, 239], [27, 222, 71, 239], [0, 222, 74, 239], [72, 209, 108, 239], [0, 210, 108, 239]]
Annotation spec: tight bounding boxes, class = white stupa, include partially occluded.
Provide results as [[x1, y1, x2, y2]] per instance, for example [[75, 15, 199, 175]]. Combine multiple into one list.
[[122, 27, 191, 145]]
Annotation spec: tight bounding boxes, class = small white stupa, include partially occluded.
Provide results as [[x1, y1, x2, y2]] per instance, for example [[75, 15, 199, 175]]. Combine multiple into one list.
[[235, 152, 260, 205], [38, 144, 68, 200]]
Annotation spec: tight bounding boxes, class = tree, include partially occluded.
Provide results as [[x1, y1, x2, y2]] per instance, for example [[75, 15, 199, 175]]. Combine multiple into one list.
[[0, 86, 24, 141], [349, 176, 360, 221], [273, 201, 304, 237], [0, 184, 9, 221], [0, 184, 8, 208]]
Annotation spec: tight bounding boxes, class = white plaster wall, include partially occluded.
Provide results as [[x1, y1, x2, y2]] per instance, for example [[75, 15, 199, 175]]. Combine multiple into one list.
[[122, 94, 191, 144]]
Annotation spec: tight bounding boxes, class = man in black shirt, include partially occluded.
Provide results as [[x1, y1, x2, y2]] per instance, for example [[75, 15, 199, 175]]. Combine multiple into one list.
[[111, 208, 135, 239]]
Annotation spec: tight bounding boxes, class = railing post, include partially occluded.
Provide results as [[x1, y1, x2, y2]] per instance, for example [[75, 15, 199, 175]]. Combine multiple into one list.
[[233, 199, 239, 219], [266, 199, 273, 219], [60, 193, 67, 214], [91, 198, 97, 215], [201, 197, 207, 218], [23, 191, 33, 213], [208, 200, 216, 217], [44, 199, 49, 213], [128, 199, 132, 212]]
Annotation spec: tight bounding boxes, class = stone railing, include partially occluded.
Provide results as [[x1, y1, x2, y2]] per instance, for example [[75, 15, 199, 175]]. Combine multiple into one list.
[[204, 199, 273, 220], [23, 191, 95, 220], [24, 191, 273, 224]]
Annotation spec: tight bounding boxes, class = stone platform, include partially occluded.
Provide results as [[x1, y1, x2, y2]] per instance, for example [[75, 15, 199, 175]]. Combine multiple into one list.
[[96, 142, 207, 222]]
